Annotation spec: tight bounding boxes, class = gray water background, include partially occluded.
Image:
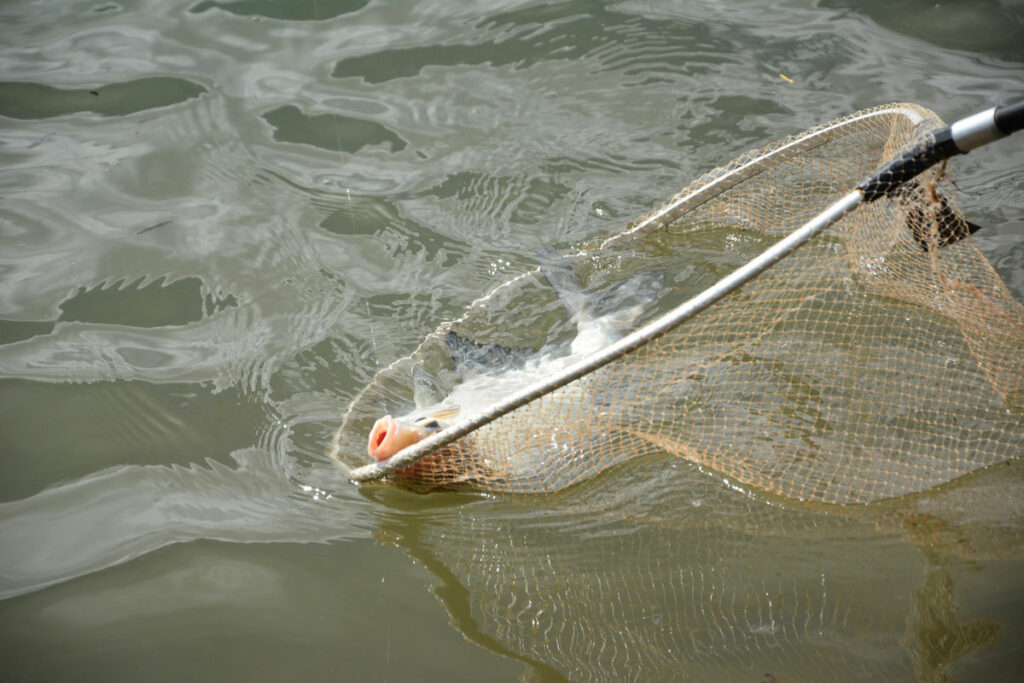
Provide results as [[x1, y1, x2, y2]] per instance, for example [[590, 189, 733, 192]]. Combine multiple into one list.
[[1, 0, 1022, 680]]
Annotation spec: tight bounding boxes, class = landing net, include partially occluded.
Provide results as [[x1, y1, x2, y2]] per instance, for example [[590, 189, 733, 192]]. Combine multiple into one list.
[[331, 103, 1024, 503]]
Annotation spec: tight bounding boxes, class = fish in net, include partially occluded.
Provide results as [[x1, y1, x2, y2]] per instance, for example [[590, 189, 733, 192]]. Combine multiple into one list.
[[330, 102, 1024, 503]]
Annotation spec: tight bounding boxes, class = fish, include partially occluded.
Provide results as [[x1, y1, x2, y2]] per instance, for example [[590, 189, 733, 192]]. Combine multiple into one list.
[[367, 249, 664, 465]]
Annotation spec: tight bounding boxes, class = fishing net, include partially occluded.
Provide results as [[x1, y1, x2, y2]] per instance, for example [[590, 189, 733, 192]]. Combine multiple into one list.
[[370, 455, 1022, 680], [331, 103, 1024, 503]]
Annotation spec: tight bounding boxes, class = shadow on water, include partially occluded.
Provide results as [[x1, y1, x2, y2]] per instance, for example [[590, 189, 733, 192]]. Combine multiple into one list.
[[0, 444, 369, 600], [360, 486, 569, 682], [366, 456, 1024, 682]]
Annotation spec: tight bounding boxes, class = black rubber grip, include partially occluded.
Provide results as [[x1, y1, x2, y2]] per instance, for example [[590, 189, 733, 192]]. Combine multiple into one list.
[[857, 127, 961, 202], [994, 100, 1024, 136]]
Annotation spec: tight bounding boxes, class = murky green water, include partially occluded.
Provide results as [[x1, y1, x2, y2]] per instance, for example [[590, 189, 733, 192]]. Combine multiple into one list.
[[1, 0, 1022, 680]]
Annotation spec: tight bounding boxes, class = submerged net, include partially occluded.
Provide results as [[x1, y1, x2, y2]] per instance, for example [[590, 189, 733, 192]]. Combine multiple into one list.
[[332, 103, 1024, 503], [370, 456, 1023, 680]]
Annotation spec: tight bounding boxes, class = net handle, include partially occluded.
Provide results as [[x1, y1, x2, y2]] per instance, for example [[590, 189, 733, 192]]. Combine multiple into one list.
[[348, 101, 1023, 484], [860, 99, 1023, 201]]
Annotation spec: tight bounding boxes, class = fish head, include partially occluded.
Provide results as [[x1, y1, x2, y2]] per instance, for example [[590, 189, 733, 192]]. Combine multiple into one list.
[[367, 405, 460, 461]]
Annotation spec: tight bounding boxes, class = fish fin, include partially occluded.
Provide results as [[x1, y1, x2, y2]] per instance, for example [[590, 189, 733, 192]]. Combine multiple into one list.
[[428, 406, 461, 421], [445, 329, 522, 374], [412, 363, 446, 409], [537, 247, 588, 320], [590, 270, 665, 325]]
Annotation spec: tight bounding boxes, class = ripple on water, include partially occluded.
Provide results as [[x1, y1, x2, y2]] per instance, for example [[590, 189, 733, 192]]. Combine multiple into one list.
[[331, 4, 714, 84], [188, 0, 369, 22], [58, 276, 235, 328], [0, 446, 375, 600], [0, 78, 207, 120], [262, 104, 407, 154], [0, 1, 1021, 677], [0, 378, 267, 502]]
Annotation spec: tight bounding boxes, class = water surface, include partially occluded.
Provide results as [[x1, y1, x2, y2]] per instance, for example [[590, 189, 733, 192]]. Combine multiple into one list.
[[1, 0, 1022, 680]]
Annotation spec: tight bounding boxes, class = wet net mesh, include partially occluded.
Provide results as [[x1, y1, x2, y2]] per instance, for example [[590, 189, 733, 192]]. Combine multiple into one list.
[[331, 103, 1024, 503], [370, 456, 1022, 680]]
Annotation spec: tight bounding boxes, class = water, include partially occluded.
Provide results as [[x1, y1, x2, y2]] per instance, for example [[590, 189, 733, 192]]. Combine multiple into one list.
[[1, 0, 1022, 680]]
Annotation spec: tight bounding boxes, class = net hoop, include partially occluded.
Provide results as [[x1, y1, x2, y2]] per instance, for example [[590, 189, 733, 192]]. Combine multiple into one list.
[[344, 104, 930, 483]]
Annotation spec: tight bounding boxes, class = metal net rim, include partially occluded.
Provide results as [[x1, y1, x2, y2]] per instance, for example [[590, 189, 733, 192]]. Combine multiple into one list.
[[337, 103, 940, 484]]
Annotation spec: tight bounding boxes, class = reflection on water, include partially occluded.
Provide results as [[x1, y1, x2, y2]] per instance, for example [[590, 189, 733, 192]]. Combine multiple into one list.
[[371, 457, 1023, 680], [0, 77, 207, 120], [0, 0, 1022, 679]]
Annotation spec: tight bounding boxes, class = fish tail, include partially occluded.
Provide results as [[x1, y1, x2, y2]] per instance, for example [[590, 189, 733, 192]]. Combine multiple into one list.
[[537, 247, 587, 318]]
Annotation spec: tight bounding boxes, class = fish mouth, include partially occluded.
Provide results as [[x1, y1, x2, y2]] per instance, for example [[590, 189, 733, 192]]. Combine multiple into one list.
[[367, 414, 427, 462]]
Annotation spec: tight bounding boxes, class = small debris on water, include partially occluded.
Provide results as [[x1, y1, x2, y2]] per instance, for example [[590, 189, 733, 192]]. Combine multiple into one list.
[[27, 132, 55, 149], [135, 220, 172, 235]]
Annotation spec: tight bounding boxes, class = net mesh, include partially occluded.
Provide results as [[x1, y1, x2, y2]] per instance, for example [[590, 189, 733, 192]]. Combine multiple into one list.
[[332, 103, 1024, 503], [370, 455, 1023, 680]]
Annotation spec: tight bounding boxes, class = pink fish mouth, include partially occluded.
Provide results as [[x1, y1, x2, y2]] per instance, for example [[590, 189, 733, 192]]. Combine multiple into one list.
[[367, 414, 425, 461]]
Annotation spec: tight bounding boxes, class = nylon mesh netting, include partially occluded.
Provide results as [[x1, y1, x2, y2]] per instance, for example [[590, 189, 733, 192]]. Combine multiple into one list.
[[368, 455, 1023, 680], [331, 103, 1024, 503]]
